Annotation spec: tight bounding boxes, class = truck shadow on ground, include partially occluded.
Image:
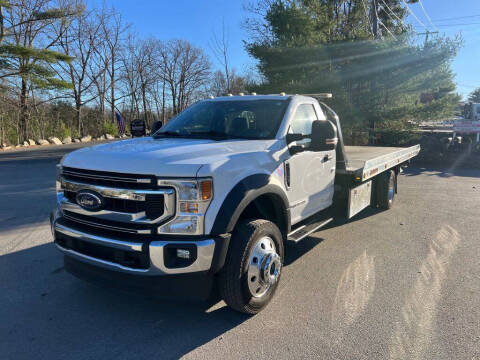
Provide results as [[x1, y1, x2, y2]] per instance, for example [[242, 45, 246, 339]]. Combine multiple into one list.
[[0, 242, 252, 360], [405, 164, 480, 178], [284, 236, 325, 266], [1, 234, 328, 360], [0, 164, 56, 232]]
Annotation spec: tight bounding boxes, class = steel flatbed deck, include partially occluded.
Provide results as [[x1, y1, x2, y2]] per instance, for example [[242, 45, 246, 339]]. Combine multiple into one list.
[[341, 145, 421, 181]]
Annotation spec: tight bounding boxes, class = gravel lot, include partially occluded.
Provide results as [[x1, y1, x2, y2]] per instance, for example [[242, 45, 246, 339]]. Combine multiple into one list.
[[1, 145, 479, 360]]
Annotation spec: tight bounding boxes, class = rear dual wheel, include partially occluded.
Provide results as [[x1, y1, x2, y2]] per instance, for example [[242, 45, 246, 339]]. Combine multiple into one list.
[[218, 219, 284, 314], [376, 169, 396, 209]]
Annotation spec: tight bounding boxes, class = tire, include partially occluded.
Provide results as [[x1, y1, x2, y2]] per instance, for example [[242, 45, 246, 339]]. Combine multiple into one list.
[[377, 170, 396, 209], [218, 219, 284, 314]]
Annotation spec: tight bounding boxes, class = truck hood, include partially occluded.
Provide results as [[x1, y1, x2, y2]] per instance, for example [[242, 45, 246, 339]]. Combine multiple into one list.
[[61, 137, 269, 177]]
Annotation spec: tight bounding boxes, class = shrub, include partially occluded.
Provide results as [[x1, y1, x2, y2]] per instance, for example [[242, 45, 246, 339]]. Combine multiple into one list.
[[103, 121, 119, 136]]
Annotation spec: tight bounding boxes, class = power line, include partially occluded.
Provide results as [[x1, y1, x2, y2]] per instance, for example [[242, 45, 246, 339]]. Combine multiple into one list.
[[379, 20, 397, 39], [380, 0, 415, 33], [458, 84, 479, 89], [380, 4, 398, 25], [432, 14, 480, 22], [369, 0, 396, 40], [401, 0, 429, 32], [361, 0, 374, 37], [413, 22, 480, 28], [418, 0, 439, 31]]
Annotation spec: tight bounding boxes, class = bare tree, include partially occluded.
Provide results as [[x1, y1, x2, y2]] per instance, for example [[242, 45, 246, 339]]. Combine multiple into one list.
[[101, 6, 128, 123], [87, 7, 110, 122], [160, 39, 210, 114], [53, 4, 103, 134], [210, 19, 231, 93], [0, 1, 215, 144], [209, 69, 250, 97], [210, 20, 253, 96], [136, 38, 159, 125]]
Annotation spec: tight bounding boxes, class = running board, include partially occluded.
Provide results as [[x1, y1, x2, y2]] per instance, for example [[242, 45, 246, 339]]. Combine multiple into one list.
[[287, 217, 333, 243]]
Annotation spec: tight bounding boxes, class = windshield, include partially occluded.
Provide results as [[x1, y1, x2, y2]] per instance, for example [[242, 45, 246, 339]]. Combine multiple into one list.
[[155, 99, 290, 140]]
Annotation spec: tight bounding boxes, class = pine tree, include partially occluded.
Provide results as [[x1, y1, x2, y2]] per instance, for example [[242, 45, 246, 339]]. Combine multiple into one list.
[[468, 88, 480, 103], [245, 0, 461, 136], [0, 0, 78, 141]]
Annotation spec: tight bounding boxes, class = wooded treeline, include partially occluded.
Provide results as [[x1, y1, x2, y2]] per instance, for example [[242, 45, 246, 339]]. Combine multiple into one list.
[[0, 0, 249, 145], [0, 0, 463, 146], [244, 0, 462, 142]]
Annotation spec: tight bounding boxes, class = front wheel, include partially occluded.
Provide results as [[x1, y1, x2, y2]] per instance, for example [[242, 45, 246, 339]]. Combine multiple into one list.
[[218, 219, 284, 314]]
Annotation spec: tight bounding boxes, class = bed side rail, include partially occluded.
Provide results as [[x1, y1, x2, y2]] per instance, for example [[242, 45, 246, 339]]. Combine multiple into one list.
[[360, 145, 421, 181]]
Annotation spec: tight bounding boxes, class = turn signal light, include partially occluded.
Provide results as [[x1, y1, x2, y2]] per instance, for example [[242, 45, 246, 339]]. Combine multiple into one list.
[[200, 180, 212, 200], [180, 202, 199, 213]]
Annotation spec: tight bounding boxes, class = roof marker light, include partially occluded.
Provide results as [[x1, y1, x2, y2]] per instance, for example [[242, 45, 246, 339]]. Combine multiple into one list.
[[280, 92, 286, 96], [251, 92, 257, 96], [239, 92, 244, 96]]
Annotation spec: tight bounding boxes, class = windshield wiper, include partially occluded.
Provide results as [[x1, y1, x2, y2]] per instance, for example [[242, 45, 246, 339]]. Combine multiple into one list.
[[154, 130, 251, 141], [153, 131, 182, 139], [187, 130, 233, 140]]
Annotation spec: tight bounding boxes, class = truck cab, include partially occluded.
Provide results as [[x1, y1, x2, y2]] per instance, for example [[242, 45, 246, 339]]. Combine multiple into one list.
[[463, 102, 480, 121], [51, 94, 419, 314]]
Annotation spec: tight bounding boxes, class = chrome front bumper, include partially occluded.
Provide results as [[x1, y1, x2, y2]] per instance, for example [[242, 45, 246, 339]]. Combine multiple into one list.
[[51, 214, 216, 276]]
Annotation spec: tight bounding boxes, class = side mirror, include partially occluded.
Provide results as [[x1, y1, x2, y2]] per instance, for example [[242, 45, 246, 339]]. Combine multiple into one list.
[[310, 120, 338, 151], [151, 120, 163, 135], [286, 133, 305, 144]]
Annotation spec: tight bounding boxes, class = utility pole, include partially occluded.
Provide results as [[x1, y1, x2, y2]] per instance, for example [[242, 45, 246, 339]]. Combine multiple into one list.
[[368, 0, 379, 145], [162, 62, 166, 124], [416, 31, 439, 45], [370, 0, 379, 38]]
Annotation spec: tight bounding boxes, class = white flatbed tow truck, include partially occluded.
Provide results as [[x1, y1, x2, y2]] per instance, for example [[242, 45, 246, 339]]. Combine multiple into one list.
[[51, 93, 420, 313]]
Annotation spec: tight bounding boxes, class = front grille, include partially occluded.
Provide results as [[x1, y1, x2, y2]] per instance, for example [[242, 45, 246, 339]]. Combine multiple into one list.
[[145, 194, 164, 219], [59, 168, 175, 238], [62, 167, 156, 190], [61, 167, 167, 221], [63, 211, 153, 235], [59, 216, 155, 242], [64, 190, 148, 214], [55, 231, 149, 270]]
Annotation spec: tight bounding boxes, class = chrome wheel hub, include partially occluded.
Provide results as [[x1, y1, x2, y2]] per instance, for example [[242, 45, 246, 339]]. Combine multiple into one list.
[[247, 236, 281, 298], [388, 177, 395, 202], [261, 253, 281, 285]]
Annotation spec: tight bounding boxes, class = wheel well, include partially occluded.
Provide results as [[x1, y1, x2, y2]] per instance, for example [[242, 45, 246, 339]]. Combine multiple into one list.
[[237, 194, 289, 239]]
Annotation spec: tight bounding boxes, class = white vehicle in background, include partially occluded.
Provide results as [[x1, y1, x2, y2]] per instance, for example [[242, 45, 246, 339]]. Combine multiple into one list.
[[453, 103, 480, 144], [51, 93, 420, 314]]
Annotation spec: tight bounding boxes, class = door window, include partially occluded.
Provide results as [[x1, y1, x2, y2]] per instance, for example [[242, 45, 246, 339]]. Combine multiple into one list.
[[290, 104, 318, 146], [290, 104, 318, 135]]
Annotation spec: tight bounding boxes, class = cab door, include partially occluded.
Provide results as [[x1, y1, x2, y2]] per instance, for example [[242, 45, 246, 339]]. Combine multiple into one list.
[[285, 103, 336, 224]]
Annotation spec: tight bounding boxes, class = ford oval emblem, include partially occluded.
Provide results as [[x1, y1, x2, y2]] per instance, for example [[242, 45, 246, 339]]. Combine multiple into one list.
[[75, 190, 104, 211]]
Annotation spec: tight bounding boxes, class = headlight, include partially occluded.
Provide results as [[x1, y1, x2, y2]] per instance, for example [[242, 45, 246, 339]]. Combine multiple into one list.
[[157, 178, 213, 235], [56, 164, 63, 192]]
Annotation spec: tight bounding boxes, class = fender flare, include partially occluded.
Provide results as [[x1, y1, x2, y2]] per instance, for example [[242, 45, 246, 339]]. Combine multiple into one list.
[[210, 174, 291, 235]]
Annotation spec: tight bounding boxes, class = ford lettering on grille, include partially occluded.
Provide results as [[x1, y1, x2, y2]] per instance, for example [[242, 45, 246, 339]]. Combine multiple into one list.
[[75, 191, 104, 211]]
